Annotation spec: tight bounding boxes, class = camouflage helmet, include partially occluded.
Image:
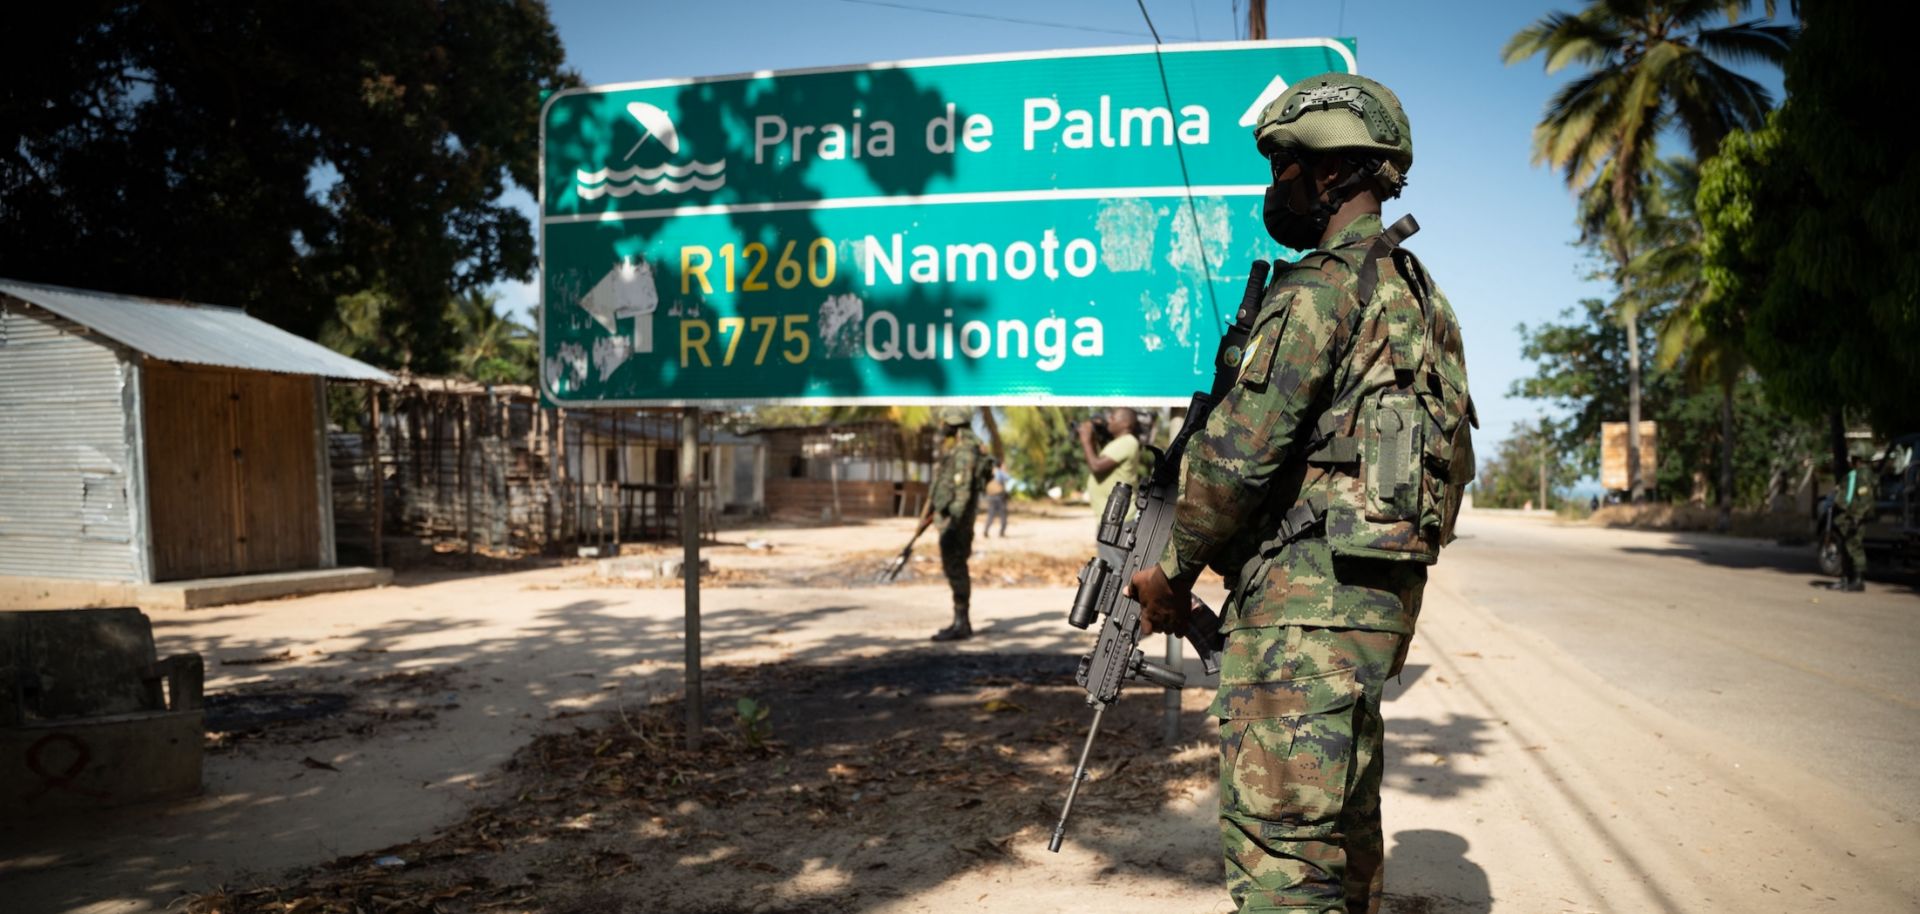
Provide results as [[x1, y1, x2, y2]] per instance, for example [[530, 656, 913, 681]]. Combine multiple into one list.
[[1253, 72, 1413, 175], [937, 406, 973, 426]]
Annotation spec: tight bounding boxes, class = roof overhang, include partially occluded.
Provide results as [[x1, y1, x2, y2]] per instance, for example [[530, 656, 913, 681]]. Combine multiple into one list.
[[0, 278, 393, 383]]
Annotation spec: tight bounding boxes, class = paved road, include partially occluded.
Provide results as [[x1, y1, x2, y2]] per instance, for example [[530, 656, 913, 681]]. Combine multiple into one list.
[[1438, 509, 1920, 823]]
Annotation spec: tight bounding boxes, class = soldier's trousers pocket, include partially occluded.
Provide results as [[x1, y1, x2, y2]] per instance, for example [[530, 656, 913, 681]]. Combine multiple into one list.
[[1219, 668, 1361, 831]]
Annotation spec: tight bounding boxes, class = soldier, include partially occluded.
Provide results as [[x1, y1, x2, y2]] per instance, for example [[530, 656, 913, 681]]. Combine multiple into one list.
[[1828, 455, 1873, 592], [915, 406, 992, 641], [1128, 73, 1474, 914]]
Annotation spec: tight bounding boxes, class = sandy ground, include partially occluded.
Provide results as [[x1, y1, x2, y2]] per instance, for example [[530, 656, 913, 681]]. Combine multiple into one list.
[[1, 507, 1914, 913]]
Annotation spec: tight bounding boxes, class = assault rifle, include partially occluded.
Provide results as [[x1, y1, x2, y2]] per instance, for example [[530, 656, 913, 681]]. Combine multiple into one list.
[[1047, 260, 1273, 853], [876, 521, 931, 583]]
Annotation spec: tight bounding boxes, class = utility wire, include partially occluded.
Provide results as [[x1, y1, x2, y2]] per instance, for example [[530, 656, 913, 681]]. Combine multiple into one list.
[[831, 0, 1198, 41], [1133, 0, 1222, 328], [1135, 0, 1163, 41]]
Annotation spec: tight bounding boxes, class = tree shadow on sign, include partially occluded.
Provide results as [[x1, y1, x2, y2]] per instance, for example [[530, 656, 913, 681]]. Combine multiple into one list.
[[544, 65, 1004, 404]]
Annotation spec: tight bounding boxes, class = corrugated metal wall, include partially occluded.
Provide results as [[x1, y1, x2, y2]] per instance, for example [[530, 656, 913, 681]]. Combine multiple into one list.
[[0, 302, 142, 581]]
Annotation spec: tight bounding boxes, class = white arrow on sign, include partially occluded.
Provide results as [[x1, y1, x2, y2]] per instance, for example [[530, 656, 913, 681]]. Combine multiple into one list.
[[1238, 75, 1290, 128], [580, 260, 659, 353]]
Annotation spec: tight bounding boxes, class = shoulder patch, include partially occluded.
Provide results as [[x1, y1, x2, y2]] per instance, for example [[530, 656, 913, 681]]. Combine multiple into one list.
[[1238, 314, 1284, 388]]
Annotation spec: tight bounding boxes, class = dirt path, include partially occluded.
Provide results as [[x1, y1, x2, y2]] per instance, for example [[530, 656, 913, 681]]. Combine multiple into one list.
[[2, 508, 1913, 913]]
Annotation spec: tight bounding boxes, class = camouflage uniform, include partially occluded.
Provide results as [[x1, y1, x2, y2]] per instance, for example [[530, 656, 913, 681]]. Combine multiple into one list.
[[1836, 467, 1873, 585], [929, 426, 991, 609], [1157, 207, 1472, 913]]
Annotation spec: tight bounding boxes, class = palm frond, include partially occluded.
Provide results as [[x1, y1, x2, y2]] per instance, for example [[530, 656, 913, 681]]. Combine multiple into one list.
[[1668, 54, 1772, 159], [1693, 21, 1797, 67], [1535, 66, 1633, 183], [1503, 10, 1626, 72]]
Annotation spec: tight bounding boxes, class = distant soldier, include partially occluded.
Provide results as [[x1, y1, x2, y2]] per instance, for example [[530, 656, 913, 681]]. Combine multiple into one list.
[[915, 406, 992, 640], [1829, 455, 1873, 592], [1129, 73, 1474, 913]]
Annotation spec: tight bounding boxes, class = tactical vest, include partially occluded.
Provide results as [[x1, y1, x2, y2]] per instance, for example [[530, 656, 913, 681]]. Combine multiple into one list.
[[1287, 222, 1476, 564]]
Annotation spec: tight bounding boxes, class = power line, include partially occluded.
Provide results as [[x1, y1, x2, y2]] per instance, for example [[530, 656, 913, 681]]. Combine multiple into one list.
[[1134, 0, 1164, 42], [830, 0, 1198, 41], [1133, 0, 1221, 327]]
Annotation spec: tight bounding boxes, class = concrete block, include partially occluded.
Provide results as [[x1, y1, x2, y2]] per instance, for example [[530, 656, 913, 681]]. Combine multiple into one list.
[[594, 556, 709, 581], [0, 710, 204, 812], [0, 567, 393, 612]]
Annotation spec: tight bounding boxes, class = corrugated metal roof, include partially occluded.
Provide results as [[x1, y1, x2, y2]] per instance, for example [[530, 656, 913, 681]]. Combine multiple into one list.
[[0, 277, 393, 382]]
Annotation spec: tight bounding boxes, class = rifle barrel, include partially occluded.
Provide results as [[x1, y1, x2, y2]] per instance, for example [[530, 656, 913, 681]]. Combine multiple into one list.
[[1048, 702, 1107, 852]]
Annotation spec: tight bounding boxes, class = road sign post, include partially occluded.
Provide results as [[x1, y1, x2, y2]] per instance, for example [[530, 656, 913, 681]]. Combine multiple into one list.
[[539, 40, 1360, 749], [680, 406, 702, 749], [539, 39, 1357, 406]]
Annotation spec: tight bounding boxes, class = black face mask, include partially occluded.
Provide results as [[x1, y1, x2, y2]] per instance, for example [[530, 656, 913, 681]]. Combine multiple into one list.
[[1263, 181, 1330, 250]]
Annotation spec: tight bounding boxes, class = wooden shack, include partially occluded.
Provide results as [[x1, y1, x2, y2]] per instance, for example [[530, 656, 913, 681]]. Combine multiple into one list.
[[756, 421, 932, 519], [0, 279, 391, 584]]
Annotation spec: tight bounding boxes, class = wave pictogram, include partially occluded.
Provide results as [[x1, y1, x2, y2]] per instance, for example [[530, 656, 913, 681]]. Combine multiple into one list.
[[575, 160, 726, 200]]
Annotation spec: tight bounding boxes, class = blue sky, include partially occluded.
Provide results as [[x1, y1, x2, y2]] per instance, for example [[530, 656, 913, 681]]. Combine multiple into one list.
[[498, 0, 1789, 452]]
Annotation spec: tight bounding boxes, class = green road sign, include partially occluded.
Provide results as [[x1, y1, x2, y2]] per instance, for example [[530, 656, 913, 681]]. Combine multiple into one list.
[[539, 40, 1357, 405]]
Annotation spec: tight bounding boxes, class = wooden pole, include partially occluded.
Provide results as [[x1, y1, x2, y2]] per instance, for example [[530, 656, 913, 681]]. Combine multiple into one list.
[[461, 396, 474, 554], [370, 385, 384, 567], [556, 407, 570, 547], [1163, 632, 1181, 745], [681, 406, 703, 749], [614, 411, 625, 550], [829, 457, 843, 523]]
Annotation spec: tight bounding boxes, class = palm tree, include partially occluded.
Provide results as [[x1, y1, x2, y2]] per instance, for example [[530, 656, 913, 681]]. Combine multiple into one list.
[[1634, 158, 1747, 528], [1505, 0, 1792, 499], [447, 290, 536, 384]]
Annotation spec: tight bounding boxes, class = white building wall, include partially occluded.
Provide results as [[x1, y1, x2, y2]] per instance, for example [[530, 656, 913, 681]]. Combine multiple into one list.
[[0, 302, 144, 581]]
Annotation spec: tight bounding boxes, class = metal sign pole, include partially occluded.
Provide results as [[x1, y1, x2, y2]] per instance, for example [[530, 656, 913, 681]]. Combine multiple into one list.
[[680, 406, 703, 749], [1162, 632, 1181, 745]]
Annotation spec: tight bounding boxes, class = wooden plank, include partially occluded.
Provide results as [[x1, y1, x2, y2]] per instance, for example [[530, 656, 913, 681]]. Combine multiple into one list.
[[232, 370, 320, 574], [1600, 421, 1659, 493], [143, 362, 240, 581], [765, 479, 925, 518]]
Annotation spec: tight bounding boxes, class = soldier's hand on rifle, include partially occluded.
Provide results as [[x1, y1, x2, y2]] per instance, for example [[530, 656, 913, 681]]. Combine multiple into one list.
[[1127, 565, 1191, 636]]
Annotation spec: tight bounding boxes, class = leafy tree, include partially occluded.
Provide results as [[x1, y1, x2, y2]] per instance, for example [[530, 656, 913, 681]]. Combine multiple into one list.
[[1474, 419, 1581, 509], [1002, 406, 1099, 498], [323, 288, 536, 385], [1504, 0, 1794, 497], [1514, 292, 1821, 508], [449, 291, 537, 386], [1637, 157, 1748, 526], [1513, 296, 1678, 485], [0, 1, 576, 371], [1698, 3, 1920, 439], [1659, 374, 1825, 508]]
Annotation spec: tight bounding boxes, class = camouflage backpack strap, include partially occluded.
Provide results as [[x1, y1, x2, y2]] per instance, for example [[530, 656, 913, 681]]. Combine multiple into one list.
[[1355, 214, 1428, 383], [1304, 214, 1423, 469]]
